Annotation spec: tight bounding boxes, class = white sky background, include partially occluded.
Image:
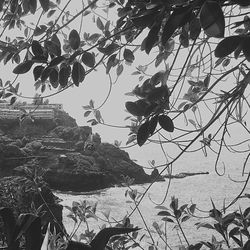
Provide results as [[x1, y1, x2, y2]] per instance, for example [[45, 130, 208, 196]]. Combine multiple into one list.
[[1, 1, 250, 169]]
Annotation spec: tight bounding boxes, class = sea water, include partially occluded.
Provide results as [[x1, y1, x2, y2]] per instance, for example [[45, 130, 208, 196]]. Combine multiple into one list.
[[55, 146, 250, 249]]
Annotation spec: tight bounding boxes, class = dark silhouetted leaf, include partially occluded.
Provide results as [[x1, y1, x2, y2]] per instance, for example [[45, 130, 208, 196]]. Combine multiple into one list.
[[32, 55, 47, 63], [189, 17, 201, 40], [106, 54, 118, 74], [33, 65, 44, 81], [179, 27, 189, 47], [47, 9, 56, 18], [44, 40, 61, 56], [39, 0, 49, 12], [131, 9, 157, 29], [158, 211, 172, 217], [31, 40, 43, 56], [162, 217, 174, 223], [41, 66, 53, 82], [147, 86, 169, 102], [242, 36, 250, 61], [51, 34, 61, 53], [33, 25, 47, 36], [96, 17, 104, 30], [81, 51, 95, 67], [49, 55, 65, 67], [137, 120, 150, 146], [162, 6, 192, 46], [215, 36, 241, 58], [59, 65, 70, 87], [145, 23, 161, 54], [189, 204, 196, 214], [149, 115, 158, 135], [116, 64, 123, 76], [123, 48, 135, 63], [13, 60, 33, 74], [10, 96, 16, 105], [29, 0, 37, 14], [98, 43, 119, 56], [69, 29, 80, 50], [125, 101, 145, 116], [200, 1, 225, 38], [158, 115, 174, 132], [49, 68, 59, 88], [72, 61, 85, 87]]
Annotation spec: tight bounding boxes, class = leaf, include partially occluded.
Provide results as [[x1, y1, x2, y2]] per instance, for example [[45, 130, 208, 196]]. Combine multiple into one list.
[[29, 0, 37, 14], [162, 217, 174, 223], [72, 61, 85, 87], [31, 40, 43, 56], [81, 52, 95, 68], [158, 115, 174, 132], [189, 204, 196, 214], [162, 6, 192, 46], [242, 36, 250, 61], [123, 48, 135, 63], [96, 17, 104, 30], [69, 29, 81, 50], [200, 1, 225, 38], [41, 66, 53, 82], [181, 215, 190, 223], [196, 222, 214, 230], [51, 34, 61, 53], [106, 53, 118, 74], [229, 227, 240, 238], [84, 110, 92, 117], [148, 115, 158, 135], [137, 120, 150, 146], [47, 9, 56, 18], [10, 96, 16, 105], [44, 40, 61, 56], [49, 68, 59, 88], [152, 222, 162, 235], [116, 64, 124, 76], [59, 65, 70, 87], [158, 211, 172, 217], [98, 43, 119, 56], [33, 65, 44, 81], [49, 55, 65, 67], [13, 60, 33, 74], [39, 0, 49, 12], [145, 23, 161, 54], [189, 16, 201, 40], [215, 36, 241, 58], [33, 25, 47, 36]]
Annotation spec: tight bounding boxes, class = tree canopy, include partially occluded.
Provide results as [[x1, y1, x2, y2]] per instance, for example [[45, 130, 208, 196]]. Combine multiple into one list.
[[0, 0, 250, 248]]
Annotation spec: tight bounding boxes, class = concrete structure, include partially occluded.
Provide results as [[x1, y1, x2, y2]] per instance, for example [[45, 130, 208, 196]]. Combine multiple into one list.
[[0, 103, 63, 120]]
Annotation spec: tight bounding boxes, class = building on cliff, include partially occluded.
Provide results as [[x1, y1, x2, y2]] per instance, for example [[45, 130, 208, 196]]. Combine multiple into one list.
[[0, 103, 63, 120]]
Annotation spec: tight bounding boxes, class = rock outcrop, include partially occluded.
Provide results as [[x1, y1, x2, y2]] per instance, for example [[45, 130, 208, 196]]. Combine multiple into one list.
[[0, 105, 159, 192]]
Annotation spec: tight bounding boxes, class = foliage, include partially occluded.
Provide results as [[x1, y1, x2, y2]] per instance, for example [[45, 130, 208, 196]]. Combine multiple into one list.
[[0, 0, 250, 249]]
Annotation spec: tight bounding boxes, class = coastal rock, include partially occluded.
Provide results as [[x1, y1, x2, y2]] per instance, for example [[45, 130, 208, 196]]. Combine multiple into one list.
[[0, 104, 160, 192], [42, 145, 153, 191]]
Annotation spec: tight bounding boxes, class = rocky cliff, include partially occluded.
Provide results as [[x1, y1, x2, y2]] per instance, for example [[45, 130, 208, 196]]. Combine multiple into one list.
[[0, 107, 161, 192]]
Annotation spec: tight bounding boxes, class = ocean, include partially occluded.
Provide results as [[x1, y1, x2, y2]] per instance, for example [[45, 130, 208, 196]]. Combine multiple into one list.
[[55, 145, 250, 249]]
